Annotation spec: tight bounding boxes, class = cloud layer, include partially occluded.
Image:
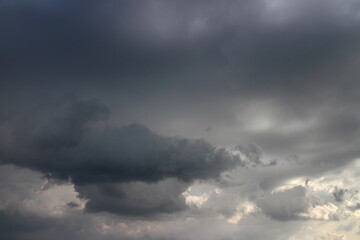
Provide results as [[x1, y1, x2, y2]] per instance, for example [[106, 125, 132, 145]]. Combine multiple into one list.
[[1, 0, 360, 239]]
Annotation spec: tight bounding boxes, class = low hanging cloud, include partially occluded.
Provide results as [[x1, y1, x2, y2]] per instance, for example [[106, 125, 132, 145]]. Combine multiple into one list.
[[0, 99, 242, 185], [76, 178, 189, 216], [0, 98, 243, 216]]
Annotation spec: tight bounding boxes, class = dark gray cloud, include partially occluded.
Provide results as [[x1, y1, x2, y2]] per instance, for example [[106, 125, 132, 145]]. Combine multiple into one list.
[[0, 211, 57, 236], [1, 0, 360, 84], [76, 179, 188, 216], [0, 98, 242, 216], [0, 209, 129, 240], [0, 98, 241, 185], [2, 0, 360, 239]]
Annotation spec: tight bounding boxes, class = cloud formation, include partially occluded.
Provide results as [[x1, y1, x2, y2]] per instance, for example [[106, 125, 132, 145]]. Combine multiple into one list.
[[0, 99, 241, 185], [0, 98, 244, 216], [2, 0, 360, 239]]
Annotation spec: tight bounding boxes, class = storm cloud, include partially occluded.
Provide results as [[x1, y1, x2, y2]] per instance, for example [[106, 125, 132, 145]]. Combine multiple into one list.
[[0, 99, 241, 185], [2, 0, 360, 239], [0, 98, 243, 216]]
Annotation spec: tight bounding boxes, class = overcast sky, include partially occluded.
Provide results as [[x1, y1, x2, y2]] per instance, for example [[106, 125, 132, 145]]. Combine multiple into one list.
[[1, 0, 360, 239]]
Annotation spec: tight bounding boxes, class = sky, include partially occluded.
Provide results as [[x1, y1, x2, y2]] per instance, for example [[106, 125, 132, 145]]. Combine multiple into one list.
[[1, 0, 360, 239]]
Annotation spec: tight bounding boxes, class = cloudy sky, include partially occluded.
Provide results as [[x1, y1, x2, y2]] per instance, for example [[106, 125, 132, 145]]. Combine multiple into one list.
[[1, 0, 360, 239]]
